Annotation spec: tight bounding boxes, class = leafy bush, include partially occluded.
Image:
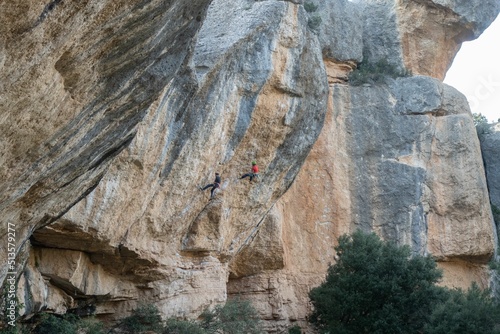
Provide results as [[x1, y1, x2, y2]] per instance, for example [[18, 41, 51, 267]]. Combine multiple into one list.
[[307, 16, 322, 32], [474, 113, 491, 139], [303, 2, 321, 32], [473, 113, 489, 126], [121, 303, 163, 333], [425, 283, 500, 334], [33, 313, 106, 334], [34, 313, 79, 334], [200, 298, 263, 334], [0, 325, 30, 334], [78, 317, 106, 334], [5, 300, 263, 334], [304, 2, 318, 13], [308, 230, 500, 333], [349, 59, 410, 86], [309, 230, 446, 334], [163, 318, 205, 334], [288, 324, 302, 334], [117, 300, 262, 334]]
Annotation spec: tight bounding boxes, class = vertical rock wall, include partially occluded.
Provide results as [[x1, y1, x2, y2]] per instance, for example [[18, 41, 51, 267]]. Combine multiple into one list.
[[231, 78, 495, 332], [14, 0, 329, 325], [0, 0, 213, 285], [480, 123, 500, 295], [225, 0, 499, 332], [481, 123, 500, 210], [1, 0, 499, 332]]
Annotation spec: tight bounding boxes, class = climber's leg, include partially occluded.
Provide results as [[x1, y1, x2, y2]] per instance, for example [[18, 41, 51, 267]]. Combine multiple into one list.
[[201, 183, 214, 191]]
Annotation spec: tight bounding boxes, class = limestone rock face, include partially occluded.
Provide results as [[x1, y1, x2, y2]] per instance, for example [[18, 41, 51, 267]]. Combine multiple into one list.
[[315, 0, 363, 62], [480, 123, 500, 296], [361, 0, 500, 79], [3, 0, 329, 324], [0, 0, 213, 283], [481, 123, 500, 209], [231, 77, 494, 330], [1, 0, 499, 332]]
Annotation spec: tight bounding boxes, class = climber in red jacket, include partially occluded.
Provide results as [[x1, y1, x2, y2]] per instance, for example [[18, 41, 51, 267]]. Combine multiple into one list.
[[199, 172, 221, 199], [240, 161, 259, 182]]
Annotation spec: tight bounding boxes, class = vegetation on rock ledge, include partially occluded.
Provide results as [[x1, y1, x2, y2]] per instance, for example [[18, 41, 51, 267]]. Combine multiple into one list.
[[349, 59, 411, 86]]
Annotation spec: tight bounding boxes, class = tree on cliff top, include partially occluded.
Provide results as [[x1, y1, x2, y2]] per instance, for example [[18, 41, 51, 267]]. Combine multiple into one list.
[[473, 112, 489, 126], [474, 112, 491, 140], [308, 230, 446, 334]]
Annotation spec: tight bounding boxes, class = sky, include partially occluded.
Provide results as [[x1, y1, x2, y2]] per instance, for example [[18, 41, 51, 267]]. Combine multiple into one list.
[[444, 16, 500, 123]]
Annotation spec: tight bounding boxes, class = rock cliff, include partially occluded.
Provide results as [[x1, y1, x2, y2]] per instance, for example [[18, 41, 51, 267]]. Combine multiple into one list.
[[481, 123, 500, 210], [479, 122, 500, 296], [1, 0, 499, 332]]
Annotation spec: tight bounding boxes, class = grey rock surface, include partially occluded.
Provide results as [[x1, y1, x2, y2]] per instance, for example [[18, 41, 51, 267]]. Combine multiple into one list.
[[315, 0, 363, 62], [426, 0, 500, 37], [1, 0, 499, 330], [0, 0, 213, 279], [481, 123, 500, 208], [355, 0, 500, 78], [7, 0, 329, 323], [358, 0, 405, 67], [343, 76, 493, 258]]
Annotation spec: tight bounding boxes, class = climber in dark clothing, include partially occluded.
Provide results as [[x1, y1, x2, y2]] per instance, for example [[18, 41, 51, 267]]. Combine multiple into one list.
[[200, 172, 221, 199], [240, 161, 259, 182]]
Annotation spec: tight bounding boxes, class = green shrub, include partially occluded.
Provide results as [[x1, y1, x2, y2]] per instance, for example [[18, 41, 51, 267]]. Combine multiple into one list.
[[304, 2, 318, 12], [78, 317, 106, 334], [0, 324, 30, 334], [0, 327, 15, 334], [474, 113, 491, 139], [32, 313, 106, 334], [288, 324, 302, 334], [473, 113, 489, 126], [307, 16, 322, 32], [201, 298, 263, 334], [163, 318, 205, 334], [303, 2, 321, 32], [35, 313, 78, 334], [425, 283, 500, 334], [349, 59, 410, 86], [309, 230, 446, 334], [308, 231, 500, 333], [121, 304, 163, 333]]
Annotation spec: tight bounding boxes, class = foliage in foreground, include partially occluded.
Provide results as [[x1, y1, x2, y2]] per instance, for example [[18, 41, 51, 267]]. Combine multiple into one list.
[[2, 313, 106, 334], [1, 298, 262, 334], [288, 324, 302, 334], [425, 283, 500, 334], [120, 303, 164, 333], [119, 299, 263, 334], [163, 318, 205, 334], [309, 230, 500, 334], [200, 298, 263, 334]]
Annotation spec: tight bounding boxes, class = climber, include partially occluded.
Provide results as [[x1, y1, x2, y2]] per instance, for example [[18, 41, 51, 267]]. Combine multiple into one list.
[[199, 172, 221, 199], [240, 160, 259, 183]]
